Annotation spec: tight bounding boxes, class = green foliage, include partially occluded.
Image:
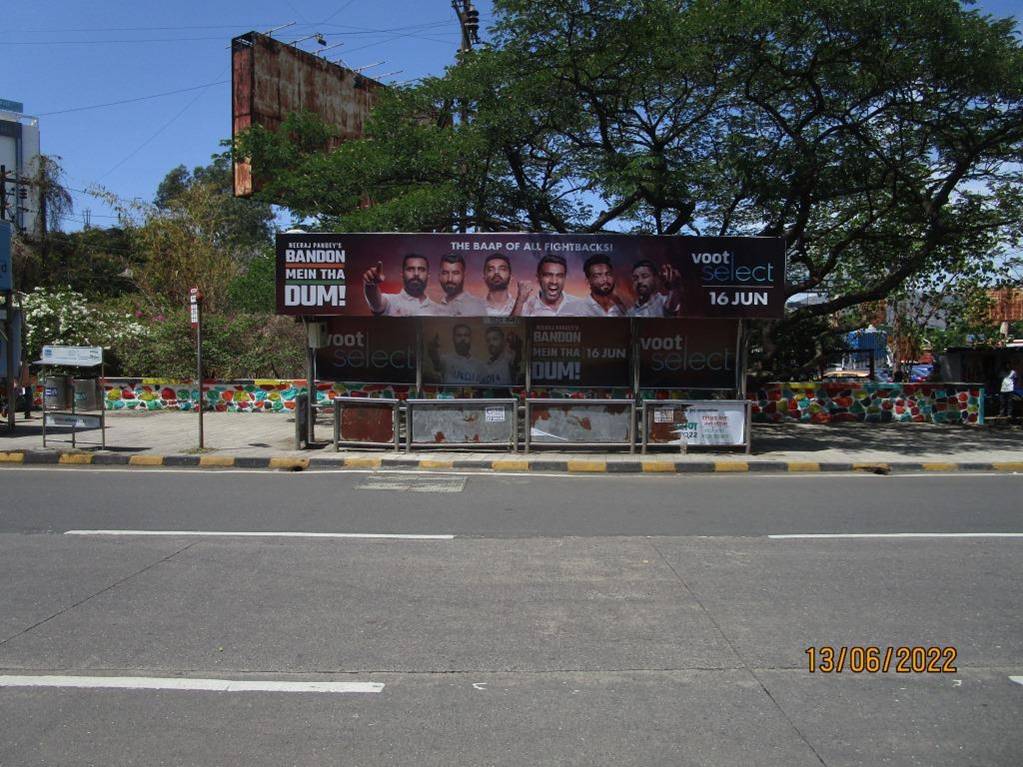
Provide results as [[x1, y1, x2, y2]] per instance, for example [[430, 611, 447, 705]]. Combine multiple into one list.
[[19, 286, 147, 366], [154, 151, 275, 253], [13, 227, 137, 300], [34, 154, 74, 235], [227, 249, 276, 313], [238, 0, 1023, 375], [111, 310, 305, 379]]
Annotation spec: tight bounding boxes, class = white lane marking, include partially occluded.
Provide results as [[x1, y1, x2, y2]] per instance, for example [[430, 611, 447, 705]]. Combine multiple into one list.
[[64, 530, 453, 540], [0, 675, 382, 693], [358, 476, 466, 493], [769, 533, 1023, 540], [472, 682, 487, 690], [1010, 677, 1023, 687]]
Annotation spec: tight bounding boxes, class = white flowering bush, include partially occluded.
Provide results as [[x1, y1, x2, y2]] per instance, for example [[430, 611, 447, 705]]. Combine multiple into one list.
[[20, 287, 148, 365]]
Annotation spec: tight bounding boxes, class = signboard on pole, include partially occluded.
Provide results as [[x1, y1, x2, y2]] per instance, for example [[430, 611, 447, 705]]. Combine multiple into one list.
[[40, 345, 103, 367], [276, 232, 785, 319], [189, 287, 201, 328]]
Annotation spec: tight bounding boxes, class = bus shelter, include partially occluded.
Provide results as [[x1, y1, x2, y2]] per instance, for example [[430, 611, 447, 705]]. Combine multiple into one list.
[[277, 232, 785, 452]]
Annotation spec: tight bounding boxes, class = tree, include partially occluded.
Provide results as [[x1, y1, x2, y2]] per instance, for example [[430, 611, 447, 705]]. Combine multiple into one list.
[[12, 226, 137, 299], [98, 153, 277, 313], [154, 151, 275, 256], [33, 154, 74, 236], [238, 0, 1023, 377]]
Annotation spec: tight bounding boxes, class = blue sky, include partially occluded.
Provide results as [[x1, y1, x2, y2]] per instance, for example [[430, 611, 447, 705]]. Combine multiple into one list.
[[4, 1, 495, 229], [2, 1, 1018, 233]]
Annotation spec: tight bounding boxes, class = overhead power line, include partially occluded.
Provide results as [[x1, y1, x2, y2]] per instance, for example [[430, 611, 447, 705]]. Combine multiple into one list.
[[97, 68, 228, 181], [37, 81, 229, 117]]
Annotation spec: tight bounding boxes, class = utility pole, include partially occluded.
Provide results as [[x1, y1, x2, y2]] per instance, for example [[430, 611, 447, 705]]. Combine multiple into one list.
[[452, 0, 480, 55], [451, 1, 479, 233], [0, 165, 10, 224]]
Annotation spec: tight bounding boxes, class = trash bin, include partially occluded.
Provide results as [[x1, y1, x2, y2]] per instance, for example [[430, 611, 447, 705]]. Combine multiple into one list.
[[43, 375, 69, 410], [72, 378, 100, 411]]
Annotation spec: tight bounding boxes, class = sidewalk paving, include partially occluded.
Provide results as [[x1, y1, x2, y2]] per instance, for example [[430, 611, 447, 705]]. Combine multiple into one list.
[[0, 410, 1020, 474]]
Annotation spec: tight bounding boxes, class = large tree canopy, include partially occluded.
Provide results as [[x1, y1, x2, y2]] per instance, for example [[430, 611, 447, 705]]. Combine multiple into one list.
[[238, 0, 1023, 375]]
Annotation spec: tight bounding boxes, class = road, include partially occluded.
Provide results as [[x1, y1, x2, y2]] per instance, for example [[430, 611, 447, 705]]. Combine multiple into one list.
[[1, 467, 1021, 766]]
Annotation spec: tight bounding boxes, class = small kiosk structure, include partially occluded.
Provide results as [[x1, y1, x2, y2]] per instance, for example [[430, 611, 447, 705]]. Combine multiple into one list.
[[38, 345, 107, 449]]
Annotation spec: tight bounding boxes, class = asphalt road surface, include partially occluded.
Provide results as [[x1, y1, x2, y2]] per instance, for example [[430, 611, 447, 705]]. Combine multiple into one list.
[[1, 467, 1021, 766]]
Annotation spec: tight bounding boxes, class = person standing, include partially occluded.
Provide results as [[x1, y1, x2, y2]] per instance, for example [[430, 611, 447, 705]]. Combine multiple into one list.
[[999, 364, 1018, 418]]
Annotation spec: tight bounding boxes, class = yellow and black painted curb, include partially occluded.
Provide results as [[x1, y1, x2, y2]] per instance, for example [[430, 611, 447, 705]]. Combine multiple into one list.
[[1, 450, 1021, 475]]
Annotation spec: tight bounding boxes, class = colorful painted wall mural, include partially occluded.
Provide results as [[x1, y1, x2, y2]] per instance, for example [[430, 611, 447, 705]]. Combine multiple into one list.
[[748, 382, 983, 425], [29, 379, 984, 425]]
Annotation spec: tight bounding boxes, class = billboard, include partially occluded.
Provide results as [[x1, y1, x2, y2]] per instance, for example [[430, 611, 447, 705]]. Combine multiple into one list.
[[637, 319, 739, 389], [531, 318, 631, 387], [422, 317, 525, 387], [232, 32, 385, 197], [316, 317, 416, 383], [276, 232, 785, 319]]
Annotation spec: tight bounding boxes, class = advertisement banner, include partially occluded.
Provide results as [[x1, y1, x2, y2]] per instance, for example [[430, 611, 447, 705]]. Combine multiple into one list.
[[276, 232, 785, 319], [316, 318, 416, 383], [638, 319, 739, 389], [531, 318, 631, 387], [646, 401, 748, 447], [422, 317, 525, 387]]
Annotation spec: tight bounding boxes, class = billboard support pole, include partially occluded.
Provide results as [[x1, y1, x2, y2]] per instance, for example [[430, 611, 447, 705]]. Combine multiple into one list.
[[3, 290, 14, 432], [305, 319, 316, 447], [415, 320, 423, 397], [523, 320, 532, 395], [736, 320, 746, 398]]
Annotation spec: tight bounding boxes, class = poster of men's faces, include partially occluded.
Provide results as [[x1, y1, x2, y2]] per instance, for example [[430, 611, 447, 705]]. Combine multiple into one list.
[[422, 317, 526, 387], [278, 232, 785, 319]]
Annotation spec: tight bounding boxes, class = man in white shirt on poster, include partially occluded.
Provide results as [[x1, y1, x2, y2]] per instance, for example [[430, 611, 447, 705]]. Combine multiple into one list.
[[519, 255, 587, 317], [363, 254, 441, 316], [478, 326, 523, 386], [626, 259, 683, 318], [581, 254, 628, 317], [437, 253, 488, 316], [427, 323, 485, 385], [483, 253, 530, 317]]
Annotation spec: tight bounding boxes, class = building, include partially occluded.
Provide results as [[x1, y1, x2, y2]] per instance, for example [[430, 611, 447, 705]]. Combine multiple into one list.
[[0, 98, 41, 238]]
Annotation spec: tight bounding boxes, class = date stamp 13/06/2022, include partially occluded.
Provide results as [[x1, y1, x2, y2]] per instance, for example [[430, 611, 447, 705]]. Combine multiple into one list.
[[806, 646, 958, 674]]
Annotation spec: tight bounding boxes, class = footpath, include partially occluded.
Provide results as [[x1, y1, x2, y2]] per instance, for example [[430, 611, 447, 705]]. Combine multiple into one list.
[[0, 411, 1020, 474]]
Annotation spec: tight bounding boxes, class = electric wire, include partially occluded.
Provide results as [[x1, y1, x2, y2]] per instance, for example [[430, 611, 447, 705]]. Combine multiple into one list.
[[37, 82, 228, 117]]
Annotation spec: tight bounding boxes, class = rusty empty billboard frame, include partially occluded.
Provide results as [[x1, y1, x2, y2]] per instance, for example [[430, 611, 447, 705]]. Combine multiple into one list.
[[231, 31, 385, 197]]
